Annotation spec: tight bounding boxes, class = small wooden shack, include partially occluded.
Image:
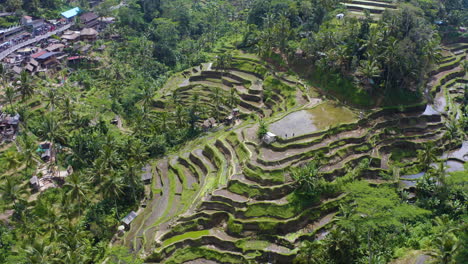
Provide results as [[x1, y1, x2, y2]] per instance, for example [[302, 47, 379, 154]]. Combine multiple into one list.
[[122, 211, 138, 229]]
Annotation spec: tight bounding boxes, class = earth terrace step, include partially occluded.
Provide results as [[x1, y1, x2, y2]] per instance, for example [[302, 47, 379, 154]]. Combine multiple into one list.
[[229, 69, 264, 83], [255, 114, 439, 171], [159, 245, 249, 264], [203, 144, 230, 187], [168, 159, 184, 195], [229, 193, 345, 235], [430, 68, 465, 96], [228, 174, 295, 200], [350, 0, 396, 8], [178, 155, 204, 184], [225, 131, 252, 161], [189, 151, 210, 175], [209, 189, 290, 210], [283, 211, 337, 244], [239, 99, 264, 113], [430, 54, 464, 76], [127, 159, 171, 252], [272, 104, 426, 146], [216, 139, 242, 175], [213, 66, 265, 79], [446, 42, 468, 52], [239, 93, 262, 103], [200, 70, 251, 84], [153, 229, 295, 263], [342, 3, 388, 13]]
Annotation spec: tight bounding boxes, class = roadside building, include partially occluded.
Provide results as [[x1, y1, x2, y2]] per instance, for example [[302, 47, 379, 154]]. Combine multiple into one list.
[[61, 7, 81, 22], [80, 12, 99, 28], [46, 43, 65, 52], [61, 31, 80, 42], [80, 28, 98, 41], [21, 16, 33, 26], [35, 51, 60, 68]]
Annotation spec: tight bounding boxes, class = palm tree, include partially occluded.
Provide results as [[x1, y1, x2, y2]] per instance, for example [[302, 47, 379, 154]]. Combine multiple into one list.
[[24, 240, 59, 264], [356, 58, 381, 92], [175, 105, 186, 128], [18, 71, 34, 100], [100, 172, 124, 218], [3, 150, 22, 172], [0, 177, 27, 207], [417, 143, 438, 172], [64, 173, 91, 216], [38, 114, 63, 145], [61, 96, 75, 121], [19, 133, 37, 171], [44, 88, 58, 111], [210, 88, 223, 120], [428, 216, 460, 264], [3, 85, 16, 108], [227, 88, 239, 108]]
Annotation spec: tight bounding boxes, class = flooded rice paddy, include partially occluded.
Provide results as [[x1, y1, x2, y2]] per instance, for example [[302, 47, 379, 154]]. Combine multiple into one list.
[[269, 102, 357, 138]]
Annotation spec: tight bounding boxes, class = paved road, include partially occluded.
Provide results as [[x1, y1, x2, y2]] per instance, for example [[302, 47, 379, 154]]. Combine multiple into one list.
[[0, 23, 73, 60]]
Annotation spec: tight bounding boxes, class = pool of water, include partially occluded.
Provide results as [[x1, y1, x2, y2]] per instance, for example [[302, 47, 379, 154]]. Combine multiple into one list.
[[445, 160, 465, 172], [401, 172, 425, 180], [269, 102, 357, 138], [422, 104, 439, 116], [443, 141, 468, 162]]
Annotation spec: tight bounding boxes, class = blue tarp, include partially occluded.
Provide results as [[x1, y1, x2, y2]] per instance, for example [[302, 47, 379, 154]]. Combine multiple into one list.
[[61, 7, 81, 19]]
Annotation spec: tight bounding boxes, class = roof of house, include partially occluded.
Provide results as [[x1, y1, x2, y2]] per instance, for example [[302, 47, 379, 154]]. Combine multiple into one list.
[[29, 58, 39, 67], [67, 56, 86, 61], [141, 172, 152, 181], [12, 66, 22, 74], [46, 43, 65, 52], [122, 211, 138, 225], [36, 52, 59, 60], [25, 64, 34, 72], [30, 176, 39, 185], [61, 33, 80, 40], [61, 7, 81, 19], [80, 12, 98, 23], [23, 15, 32, 19], [31, 50, 47, 59], [80, 44, 92, 52], [80, 28, 98, 36]]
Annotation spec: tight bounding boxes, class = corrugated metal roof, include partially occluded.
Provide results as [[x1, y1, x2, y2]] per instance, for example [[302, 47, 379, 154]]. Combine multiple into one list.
[[122, 211, 137, 225], [61, 7, 81, 19]]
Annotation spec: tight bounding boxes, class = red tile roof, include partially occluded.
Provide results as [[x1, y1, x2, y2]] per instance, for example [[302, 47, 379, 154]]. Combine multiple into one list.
[[31, 50, 47, 59]]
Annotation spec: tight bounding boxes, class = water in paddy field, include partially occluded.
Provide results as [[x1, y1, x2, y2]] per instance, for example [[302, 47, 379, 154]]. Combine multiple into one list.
[[269, 102, 357, 138]]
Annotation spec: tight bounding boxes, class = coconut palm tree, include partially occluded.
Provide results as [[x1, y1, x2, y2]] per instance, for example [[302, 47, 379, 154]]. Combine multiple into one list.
[[3, 150, 22, 172], [0, 177, 27, 207], [24, 240, 59, 264], [417, 143, 438, 172], [3, 85, 16, 108], [100, 172, 124, 218], [18, 71, 34, 100], [356, 58, 381, 92], [64, 173, 91, 216]]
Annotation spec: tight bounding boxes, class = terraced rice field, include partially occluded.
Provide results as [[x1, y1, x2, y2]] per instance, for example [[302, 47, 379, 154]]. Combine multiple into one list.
[[341, 0, 398, 19], [115, 42, 467, 263]]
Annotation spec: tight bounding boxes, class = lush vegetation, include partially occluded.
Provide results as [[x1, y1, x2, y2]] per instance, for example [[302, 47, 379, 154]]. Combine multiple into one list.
[[1, 0, 467, 263]]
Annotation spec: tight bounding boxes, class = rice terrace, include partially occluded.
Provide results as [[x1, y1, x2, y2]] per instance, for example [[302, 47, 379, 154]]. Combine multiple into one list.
[[0, 0, 467, 263]]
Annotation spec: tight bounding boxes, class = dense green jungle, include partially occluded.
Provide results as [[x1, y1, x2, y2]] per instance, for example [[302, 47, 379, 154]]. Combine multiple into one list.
[[0, 0, 467, 263]]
